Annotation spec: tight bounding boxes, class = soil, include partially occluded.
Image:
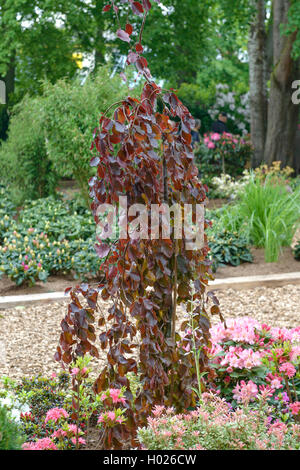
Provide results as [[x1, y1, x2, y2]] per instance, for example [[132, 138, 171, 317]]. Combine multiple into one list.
[[216, 246, 300, 279]]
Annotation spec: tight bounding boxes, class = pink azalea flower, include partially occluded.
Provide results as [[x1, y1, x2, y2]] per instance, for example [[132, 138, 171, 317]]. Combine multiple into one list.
[[289, 402, 300, 416], [211, 133, 221, 141], [23, 438, 57, 450], [71, 437, 86, 446], [279, 362, 296, 379], [107, 411, 116, 421], [233, 380, 258, 404], [71, 367, 80, 376], [44, 407, 69, 424]]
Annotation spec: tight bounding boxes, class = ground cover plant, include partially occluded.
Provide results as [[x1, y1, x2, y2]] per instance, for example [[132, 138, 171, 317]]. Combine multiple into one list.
[[0, 194, 102, 285], [207, 229, 253, 272]]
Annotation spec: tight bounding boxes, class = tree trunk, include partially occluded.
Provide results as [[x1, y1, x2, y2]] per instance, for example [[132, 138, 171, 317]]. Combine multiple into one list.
[[264, 0, 300, 168], [0, 53, 15, 140], [93, 0, 105, 71], [248, 0, 268, 168]]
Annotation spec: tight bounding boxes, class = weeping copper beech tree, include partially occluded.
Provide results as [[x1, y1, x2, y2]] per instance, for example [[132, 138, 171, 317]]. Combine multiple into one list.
[[55, 0, 223, 449]]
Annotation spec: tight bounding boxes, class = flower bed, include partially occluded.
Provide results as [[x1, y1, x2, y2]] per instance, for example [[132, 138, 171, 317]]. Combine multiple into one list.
[[1, 315, 298, 450]]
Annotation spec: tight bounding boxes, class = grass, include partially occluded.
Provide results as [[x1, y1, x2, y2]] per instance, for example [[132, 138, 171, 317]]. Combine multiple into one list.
[[208, 174, 300, 263]]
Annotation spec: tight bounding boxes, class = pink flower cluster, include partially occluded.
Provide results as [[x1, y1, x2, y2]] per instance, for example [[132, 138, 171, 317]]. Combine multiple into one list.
[[210, 317, 261, 347], [232, 380, 258, 403], [97, 410, 125, 425], [289, 402, 300, 416], [279, 362, 297, 379], [100, 388, 126, 405], [203, 132, 241, 151], [44, 407, 69, 424], [23, 438, 58, 451], [51, 424, 86, 446], [219, 345, 263, 370]]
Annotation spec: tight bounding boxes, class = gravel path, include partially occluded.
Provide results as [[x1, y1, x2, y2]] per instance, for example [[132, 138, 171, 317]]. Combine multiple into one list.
[[0, 285, 299, 383]]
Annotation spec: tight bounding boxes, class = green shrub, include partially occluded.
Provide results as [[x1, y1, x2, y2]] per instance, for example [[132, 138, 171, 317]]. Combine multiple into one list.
[[208, 229, 253, 272], [0, 194, 102, 286], [42, 67, 133, 205], [137, 394, 300, 450], [0, 228, 100, 286], [0, 404, 25, 450], [195, 133, 252, 183], [294, 241, 300, 261], [207, 204, 251, 240], [15, 375, 70, 419], [0, 96, 59, 206], [0, 185, 17, 242], [0, 67, 134, 205], [18, 196, 94, 241]]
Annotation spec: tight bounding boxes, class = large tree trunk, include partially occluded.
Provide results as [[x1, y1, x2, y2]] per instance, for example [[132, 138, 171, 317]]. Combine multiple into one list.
[[264, 0, 300, 168], [0, 53, 15, 140], [248, 0, 268, 168], [93, 0, 105, 71]]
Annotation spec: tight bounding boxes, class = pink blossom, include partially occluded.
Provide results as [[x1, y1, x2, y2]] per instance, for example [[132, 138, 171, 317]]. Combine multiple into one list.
[[211, 133, 221, 141], [51, 429, 67, 439], [279, 362, 296, 379], [233, 380, 258, 404], [109, 388, 126, 404], [289, 402, 300, 416], [71, 367, 80, 376], [71, 437, 86, 446], [107, 411, 116, 421], [258, 385, 275, 399], [23, 438, 57, 450], [207, 142, 215, 149], [44, 407, 69, 424], [67, 424, 83, 435], [152, 405, 165, 417]]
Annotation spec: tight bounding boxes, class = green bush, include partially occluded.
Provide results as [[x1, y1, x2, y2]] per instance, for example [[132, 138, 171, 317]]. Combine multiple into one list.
[[0, 67, 133, 205], [294, 241, 300, 261], [0, 185, 17, 242], [0, 194, 102, 286], [208, 229, 253, 272], [195, 132, 252, 184], [42, 67, 134, 205], [0, 404, 25, 450], [18, 196, 95, 241], [0, 97, 59, 206], [0, 228, 100, 286]]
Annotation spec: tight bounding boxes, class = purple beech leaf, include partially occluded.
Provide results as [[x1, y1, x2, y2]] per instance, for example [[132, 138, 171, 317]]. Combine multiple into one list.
[[117, 29, 131, 43], [95, 243, 111, 258]]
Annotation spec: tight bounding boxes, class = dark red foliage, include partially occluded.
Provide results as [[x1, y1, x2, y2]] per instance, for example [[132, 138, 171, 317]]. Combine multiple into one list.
[[55, 0, 222, 449]]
